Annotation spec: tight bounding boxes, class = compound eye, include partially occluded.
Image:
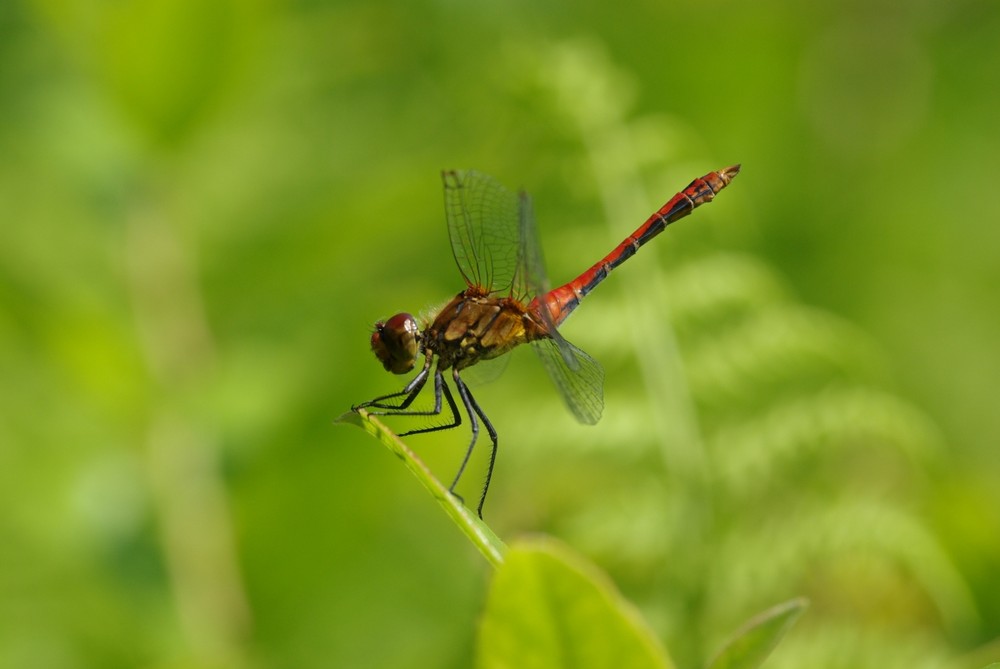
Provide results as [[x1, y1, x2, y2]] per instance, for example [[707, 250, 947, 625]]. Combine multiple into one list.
[[370, 313, 419, 374]]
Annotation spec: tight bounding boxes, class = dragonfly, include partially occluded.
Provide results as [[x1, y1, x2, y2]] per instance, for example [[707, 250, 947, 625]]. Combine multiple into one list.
[[354, 165, 740, 517]]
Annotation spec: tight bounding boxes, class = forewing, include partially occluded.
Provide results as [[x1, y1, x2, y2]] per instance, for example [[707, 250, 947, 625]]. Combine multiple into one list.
[[515, 189, 550, 298], [518, 187, 583, 370], [442, 170, 521, 293], [531, 337, 605, 425]]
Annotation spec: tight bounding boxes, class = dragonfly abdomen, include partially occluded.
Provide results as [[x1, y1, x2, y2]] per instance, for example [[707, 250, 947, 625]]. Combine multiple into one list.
[[535, 165, 740, 326]]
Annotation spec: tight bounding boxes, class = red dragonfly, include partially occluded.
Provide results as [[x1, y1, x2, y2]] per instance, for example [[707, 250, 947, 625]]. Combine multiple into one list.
[[354, 165, 740, 517]]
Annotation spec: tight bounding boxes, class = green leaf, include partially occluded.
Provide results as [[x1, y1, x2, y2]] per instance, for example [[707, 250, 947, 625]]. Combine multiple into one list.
[[707, 598, 808, 669], [477, 537, 674, 669], [337, 409, 507, 567]]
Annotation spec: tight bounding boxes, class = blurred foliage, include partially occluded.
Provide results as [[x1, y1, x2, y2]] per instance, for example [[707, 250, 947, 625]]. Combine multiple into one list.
[[1, 0, 999, 668]]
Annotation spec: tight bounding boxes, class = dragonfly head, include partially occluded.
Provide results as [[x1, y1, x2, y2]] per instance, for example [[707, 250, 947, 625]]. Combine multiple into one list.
[[370, 312, 419, 374]]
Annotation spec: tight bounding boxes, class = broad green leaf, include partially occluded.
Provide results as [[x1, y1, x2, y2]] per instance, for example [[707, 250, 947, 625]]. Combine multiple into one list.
[[707, 598, 808, 669], [477, 537, 674, 669], [338, 409, 507, 567]]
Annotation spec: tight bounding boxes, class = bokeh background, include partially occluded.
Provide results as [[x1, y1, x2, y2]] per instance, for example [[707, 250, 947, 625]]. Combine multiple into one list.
[[2, 0, 999, 667]]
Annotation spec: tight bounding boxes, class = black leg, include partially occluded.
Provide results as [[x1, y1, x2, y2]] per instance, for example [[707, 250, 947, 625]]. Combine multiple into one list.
[[354, 356, 451, 420], [397, 369, 461, 436], [354, 362, 463, 438], [352, 358, 431, 413], [451, 369, 498, 519], [354, 360, 497, 517]]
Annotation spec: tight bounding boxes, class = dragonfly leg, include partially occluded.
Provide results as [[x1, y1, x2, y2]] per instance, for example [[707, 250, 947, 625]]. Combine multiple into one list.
[[354, 356, 437, 415], [451, 369, 498, 519], [353, 370, 427, 412], [396, 369, 461, 436]]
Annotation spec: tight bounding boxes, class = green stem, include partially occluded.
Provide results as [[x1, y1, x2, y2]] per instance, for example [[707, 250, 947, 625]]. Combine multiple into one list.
[[337, 410, 507, 568]]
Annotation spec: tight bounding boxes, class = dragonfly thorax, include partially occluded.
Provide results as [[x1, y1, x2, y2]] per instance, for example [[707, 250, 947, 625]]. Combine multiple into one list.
[[370, 312, 420, 374], [424, 289, 549, 372]]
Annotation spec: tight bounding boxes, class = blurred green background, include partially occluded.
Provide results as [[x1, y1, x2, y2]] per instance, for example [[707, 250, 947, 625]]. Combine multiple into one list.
[[2, 0, 999, 667]]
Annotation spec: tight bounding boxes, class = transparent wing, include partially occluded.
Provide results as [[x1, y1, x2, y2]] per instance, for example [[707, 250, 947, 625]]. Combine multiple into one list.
[[442, 170, 521, 293], [515, 189, 549, 298], [518, 182, 605, 421], [531, 337, 605, 425], [517, 189, 580, 367], [459, 354, 511, 386]]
